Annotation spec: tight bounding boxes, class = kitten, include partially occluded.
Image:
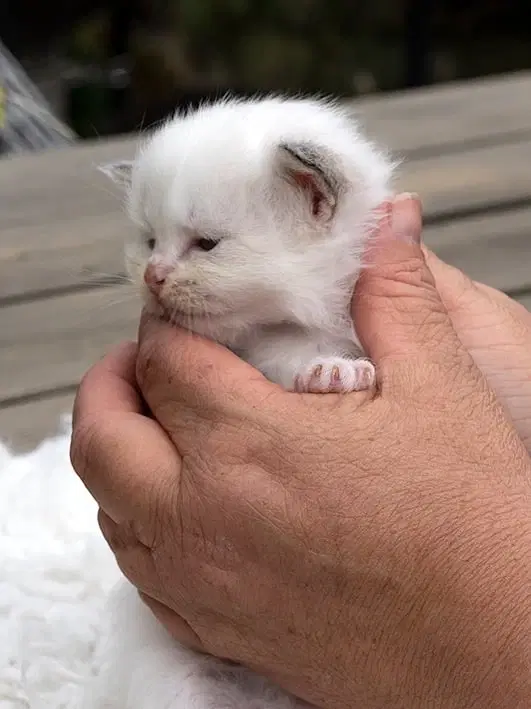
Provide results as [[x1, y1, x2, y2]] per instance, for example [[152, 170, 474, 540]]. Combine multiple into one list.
[[89, 96, 395, 709], [101, 95, 394, 393]]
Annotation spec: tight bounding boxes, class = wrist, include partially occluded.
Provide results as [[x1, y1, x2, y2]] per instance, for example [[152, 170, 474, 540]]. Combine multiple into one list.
[[413, 482, 531, 708]]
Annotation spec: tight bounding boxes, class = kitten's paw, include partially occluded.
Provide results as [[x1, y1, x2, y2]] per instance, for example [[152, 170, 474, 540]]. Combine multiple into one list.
[[294, 357, 375, 393]]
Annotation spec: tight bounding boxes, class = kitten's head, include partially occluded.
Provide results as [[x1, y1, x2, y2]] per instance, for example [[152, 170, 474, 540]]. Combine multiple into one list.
[[101, 97, 393, 344]]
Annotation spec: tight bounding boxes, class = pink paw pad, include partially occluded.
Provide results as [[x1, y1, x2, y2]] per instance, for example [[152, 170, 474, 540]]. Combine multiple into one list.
[[294, 357, 376, 393]]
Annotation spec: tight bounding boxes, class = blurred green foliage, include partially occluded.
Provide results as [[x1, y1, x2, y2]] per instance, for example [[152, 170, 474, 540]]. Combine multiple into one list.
[[4, 1, 530, 95], [2, 0, 529, 135]]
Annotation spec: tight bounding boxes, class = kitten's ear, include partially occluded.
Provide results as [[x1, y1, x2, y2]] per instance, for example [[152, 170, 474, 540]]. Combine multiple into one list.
[[98, 160, 134, 188], [275, 142, 343, 222]]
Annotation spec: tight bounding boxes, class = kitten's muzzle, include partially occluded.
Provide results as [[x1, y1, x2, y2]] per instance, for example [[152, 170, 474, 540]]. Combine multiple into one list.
[[144, 262, 172, 296]]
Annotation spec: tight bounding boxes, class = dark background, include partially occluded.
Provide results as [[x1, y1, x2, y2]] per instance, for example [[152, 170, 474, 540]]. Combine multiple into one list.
[[1, 0, 530, 138]]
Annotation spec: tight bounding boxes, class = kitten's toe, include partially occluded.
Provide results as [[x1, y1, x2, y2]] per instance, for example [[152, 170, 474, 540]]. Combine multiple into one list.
[[294, 357, 375, 393]]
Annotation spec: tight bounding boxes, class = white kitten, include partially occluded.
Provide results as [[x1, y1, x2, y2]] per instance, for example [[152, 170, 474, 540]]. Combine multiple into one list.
[[102, 95, 394, 393], [89, 96, 395, 709]]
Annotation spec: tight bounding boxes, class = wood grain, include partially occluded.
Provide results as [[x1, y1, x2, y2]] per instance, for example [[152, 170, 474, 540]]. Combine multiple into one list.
[[423, 206, 531, 294], [516, 293, 531, 312], [0, 211, 129, 302], [0, 285, 138, 406], [350, 71, 531, 157]]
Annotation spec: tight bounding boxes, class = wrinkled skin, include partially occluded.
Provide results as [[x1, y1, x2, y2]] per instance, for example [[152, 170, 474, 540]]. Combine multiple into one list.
[[71, 196, 531, 709], [423, 245, 531, 453]]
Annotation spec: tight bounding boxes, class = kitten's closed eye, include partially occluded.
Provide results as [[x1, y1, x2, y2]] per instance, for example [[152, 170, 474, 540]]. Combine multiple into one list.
[[195, 238, 218, 252], [144, 234, 218, 253]]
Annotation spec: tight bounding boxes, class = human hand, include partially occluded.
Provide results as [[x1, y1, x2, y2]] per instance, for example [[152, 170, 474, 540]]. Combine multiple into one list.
[[71, 195, 531, 709], [423, 247, 531, 451]]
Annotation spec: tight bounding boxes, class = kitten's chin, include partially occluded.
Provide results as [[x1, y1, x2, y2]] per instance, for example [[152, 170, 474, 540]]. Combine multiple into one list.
[[142, 293, 214, 333], [142, 295, 166, 321], [140, 292, 248, 346]]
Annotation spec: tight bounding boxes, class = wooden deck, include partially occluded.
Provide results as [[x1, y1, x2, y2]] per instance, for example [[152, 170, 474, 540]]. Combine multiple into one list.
[[1, 71, 531, 451]]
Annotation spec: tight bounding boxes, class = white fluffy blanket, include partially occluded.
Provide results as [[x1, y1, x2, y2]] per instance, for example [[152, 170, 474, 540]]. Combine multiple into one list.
[[0, 422, 311, 709], [0, 418, 120, 709]]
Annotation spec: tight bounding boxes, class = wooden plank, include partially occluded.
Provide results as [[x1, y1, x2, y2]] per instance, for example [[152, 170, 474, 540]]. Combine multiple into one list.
[[423, 206, 531, 294], [0, 285, 138, 406], [2, 138, 531, 301], [350, 71, 531, 156], [397, 139, 531, 216], [0, 393, 74, 453]]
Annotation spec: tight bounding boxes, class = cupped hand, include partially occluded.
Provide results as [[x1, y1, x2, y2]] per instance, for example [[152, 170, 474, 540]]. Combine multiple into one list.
[[71, 195, 531, 709]]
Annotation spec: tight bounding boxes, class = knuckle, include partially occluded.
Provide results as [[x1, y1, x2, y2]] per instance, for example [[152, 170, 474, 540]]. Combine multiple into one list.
[[135, 338, 160, 391], [104, 518, 138, 552], [69, 414, 109, 486], [139, 485, 169, 550], [362, 256, 451, 339], [415, 305, 453, 342], [369, 255, 435, 297], [71, 369, 94, 426], [443, 272, 477, 316]]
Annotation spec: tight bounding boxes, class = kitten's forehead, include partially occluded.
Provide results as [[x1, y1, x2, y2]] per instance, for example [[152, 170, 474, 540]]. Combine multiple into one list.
[[147, 118, 263, 180], [134, 119, 266, 231]]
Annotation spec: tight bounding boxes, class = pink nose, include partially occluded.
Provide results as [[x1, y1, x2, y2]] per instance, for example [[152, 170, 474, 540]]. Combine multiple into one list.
[[144, 262, 172, 295]]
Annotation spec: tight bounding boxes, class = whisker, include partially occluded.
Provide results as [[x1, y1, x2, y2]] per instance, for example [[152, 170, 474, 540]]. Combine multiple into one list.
[[89, 124, 101, 140], [78, 269, 132, 284], [139, 115, 166, 135], [186, 294, 196, 332], [72, 294, 140, 329], [85, 291, 138, 313], [138, 111, 147, 134], [93, 180, 128, 205]]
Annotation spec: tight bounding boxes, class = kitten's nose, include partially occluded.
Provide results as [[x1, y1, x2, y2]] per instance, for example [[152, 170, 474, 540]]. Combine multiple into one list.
[[144, 262, 172, 295]]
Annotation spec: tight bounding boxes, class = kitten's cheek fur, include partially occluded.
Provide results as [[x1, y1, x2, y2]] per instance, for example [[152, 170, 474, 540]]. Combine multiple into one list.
[[142, 290, 166, 320]]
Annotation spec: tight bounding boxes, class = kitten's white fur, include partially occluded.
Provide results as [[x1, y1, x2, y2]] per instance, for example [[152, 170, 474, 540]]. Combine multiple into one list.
[[104, 95, 394, 393], [91, 95, 395, 708]]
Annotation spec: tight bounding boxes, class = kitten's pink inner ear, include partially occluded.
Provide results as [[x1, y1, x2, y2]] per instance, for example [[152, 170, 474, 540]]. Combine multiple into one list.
[[289, 170, 325, 218]]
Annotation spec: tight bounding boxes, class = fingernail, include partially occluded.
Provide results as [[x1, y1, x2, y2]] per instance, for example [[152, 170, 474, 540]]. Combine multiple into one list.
[[375, 199, 393, 217], [391, 193, 422, 244], [396, 191, 421, 204], [375, 199, 392, 223]]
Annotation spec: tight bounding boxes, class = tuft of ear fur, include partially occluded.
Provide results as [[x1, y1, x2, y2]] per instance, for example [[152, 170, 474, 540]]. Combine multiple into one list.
[[98, 160, 134, 188], [275, 142, 343, 223]]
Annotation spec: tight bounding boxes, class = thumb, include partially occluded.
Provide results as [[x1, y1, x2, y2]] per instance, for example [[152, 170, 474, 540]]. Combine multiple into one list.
[[353, 194, 473, 390]]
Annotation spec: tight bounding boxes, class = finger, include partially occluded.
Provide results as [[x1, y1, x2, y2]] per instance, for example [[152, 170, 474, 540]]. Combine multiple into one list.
[[423, 247, 531, 450], [98, 509, 161, 597], [138, 592, 207, 654], [70, 407, 180, 531], [136, 312, 283, 438], [353, 193, 475, 391], [423, 246, 531, 326], [72, 341, 143, 429]]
